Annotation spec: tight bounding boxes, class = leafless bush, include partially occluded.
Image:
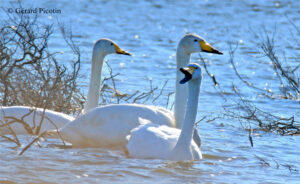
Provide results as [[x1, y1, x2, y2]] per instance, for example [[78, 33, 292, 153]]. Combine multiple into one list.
[[0, 7, 84, 152], [99, 62, 173, 108], [220, 22, 299, 136], [225, 84, 300, 136], [0, 9, 84, 115]]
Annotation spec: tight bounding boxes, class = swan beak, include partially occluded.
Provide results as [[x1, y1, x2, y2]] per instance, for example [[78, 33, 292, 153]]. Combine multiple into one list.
[[199, 41, 223, 55], [179, 67, 195, 84], [114, 44, 132, 56]]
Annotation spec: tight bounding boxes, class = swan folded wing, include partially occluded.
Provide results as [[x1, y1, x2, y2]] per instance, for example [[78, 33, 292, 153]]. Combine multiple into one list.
[[127, 123, 202, 160], [127, 123, 180, 159]]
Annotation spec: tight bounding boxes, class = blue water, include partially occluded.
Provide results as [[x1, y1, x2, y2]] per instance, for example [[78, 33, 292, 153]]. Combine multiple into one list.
[[0, 0, 299, 183]]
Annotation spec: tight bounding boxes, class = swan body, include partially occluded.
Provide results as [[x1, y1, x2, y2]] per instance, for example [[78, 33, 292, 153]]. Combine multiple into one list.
[[127, 63, 204, 161], [126, 119, 201, 160], [53, 104, 175, 148], [51, 35, 222, 149], [0, 106, 74, 135], [0, 39, 130, 135]]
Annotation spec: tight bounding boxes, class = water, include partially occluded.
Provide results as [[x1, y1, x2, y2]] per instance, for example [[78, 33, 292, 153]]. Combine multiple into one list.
[[0, 0, 299, 183]]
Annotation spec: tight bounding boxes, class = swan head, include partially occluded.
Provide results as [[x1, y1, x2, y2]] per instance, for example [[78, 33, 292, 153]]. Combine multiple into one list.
[[179, 34, 223, 55], [93, 38, 131, 56], [179, 63, 202, 84]]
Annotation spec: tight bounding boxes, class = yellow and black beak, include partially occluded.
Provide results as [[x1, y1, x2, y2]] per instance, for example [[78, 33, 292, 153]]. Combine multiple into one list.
[[179, 66, 196, 84], [114, 43, 132, 56], [199, 40, 223, 55]]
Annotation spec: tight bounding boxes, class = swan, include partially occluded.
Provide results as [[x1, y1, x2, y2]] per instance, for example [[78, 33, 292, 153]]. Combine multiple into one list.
[[126, 63, 203, 161], [50, 34, 222, 149], [0, 39, 131, 135]]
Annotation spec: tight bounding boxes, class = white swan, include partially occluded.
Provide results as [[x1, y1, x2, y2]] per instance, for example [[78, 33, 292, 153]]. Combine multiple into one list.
[[126, 63, 203, 161], [0, 39, 131, 135], [174, 34, 222, 147], [51, 34, 222, 148]]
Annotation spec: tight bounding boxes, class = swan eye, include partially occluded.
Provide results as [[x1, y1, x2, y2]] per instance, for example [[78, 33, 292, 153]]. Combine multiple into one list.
[[110, 43, 113, 46], [194, 39, 198, 42]]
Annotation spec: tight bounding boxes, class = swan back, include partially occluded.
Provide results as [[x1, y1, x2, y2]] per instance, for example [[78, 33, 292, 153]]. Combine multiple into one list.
[[59, 104, 175, 148], [0, 106, 74, 135]]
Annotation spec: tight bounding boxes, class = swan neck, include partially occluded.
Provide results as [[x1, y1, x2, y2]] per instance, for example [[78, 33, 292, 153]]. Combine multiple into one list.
[[84, 48, 105, 112], [174, 77, 201, 151], [174, 47, 191, 128], [176, 47, 190, 68]]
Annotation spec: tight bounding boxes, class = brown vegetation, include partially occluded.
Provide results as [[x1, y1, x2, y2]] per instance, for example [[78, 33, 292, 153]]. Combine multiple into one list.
[[224, 28, 300, 136], [198, 20, 299, 137], [0, 10, 83, 115]]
